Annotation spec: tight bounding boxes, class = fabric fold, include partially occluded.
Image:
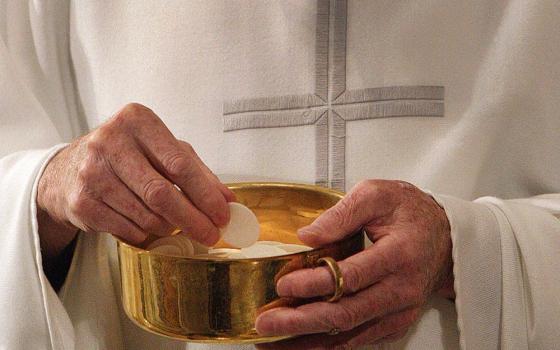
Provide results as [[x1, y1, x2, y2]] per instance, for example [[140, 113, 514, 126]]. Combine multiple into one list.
[[0, 144, 73, 350], [433, 194, 502, 350], [435, 193, 560, 350], [481, 197, 560, 350]]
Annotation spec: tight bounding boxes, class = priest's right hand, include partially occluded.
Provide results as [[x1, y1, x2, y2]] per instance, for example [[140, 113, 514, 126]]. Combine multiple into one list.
[[36, 103, 234, 260]]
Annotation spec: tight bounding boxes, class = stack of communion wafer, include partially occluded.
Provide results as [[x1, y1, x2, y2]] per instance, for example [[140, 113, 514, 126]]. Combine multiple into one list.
[[146, 203, 312, 259]]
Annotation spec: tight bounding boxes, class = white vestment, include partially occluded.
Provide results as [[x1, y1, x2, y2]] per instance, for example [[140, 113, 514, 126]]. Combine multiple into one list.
[[1, 1, 559, 349]]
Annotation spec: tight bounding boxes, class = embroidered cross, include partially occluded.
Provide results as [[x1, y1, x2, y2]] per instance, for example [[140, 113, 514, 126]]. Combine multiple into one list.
[[223, 0, 444, 191]]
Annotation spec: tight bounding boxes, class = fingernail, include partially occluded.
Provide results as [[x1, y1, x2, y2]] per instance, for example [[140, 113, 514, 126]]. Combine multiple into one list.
[[255, 313, 275, 335], [223, 188, 236, 202], [296, 226, 311, 237], [130, 231, 149, 245], [297, 228, 320, 245], [275, 277, 289, 296], [213, 204, 231, 228], [218, 209, 231, 227]]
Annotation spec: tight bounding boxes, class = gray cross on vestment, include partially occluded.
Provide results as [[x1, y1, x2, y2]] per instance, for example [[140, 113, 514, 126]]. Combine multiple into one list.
[[223, 0, 444, 191]]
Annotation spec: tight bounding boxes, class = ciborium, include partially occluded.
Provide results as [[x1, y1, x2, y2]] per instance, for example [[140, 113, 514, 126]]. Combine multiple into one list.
[[117, 182, 364, 343]]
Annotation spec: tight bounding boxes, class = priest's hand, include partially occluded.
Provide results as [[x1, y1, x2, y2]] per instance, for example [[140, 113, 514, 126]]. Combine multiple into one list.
[[255, 180, 453, 349], [37, 103, 234, 261]]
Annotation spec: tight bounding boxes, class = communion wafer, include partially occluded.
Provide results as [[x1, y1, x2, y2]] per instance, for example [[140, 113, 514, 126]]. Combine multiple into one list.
[[227, 252, 248, 259], [240, 244, 287, 258], [147, 234, 194, 257], [208, 248, 243, 255], [220, 202, 260, 248], [256, 240, 283, 246], [276, 244, 313, 254]]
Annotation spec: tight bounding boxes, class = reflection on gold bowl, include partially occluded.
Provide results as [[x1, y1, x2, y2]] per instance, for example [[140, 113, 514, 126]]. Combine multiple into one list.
[[117, 182, 364, 344]]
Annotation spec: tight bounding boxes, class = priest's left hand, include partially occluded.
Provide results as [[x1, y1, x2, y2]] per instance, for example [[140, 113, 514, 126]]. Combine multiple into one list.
[[255, 180, 453, 349]]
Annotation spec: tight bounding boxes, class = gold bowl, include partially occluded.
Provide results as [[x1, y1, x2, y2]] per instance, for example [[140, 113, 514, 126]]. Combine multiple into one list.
[[117, 182, 364, 344]]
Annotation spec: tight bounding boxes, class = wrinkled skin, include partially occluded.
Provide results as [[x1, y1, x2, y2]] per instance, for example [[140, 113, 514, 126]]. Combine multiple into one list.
[[37, 103, 234, 261], [256, 180, 453, 349]]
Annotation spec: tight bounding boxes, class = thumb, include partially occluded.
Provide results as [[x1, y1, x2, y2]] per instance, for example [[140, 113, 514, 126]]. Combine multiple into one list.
[[298, 181, 396, 247]]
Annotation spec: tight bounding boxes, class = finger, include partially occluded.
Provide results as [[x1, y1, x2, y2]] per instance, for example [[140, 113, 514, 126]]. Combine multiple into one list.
[[256, 308, 418, 350], [257, 277, 417, 336], [95, 172, 174, 237], [68, 197, 147, 244], [178, 140, 236, 203], [298, 180, 399, 247], [142, 137, 230, 227], [121, 107, 229, 227], [277, 237, 397, 298], [107, 143, 219, 245]]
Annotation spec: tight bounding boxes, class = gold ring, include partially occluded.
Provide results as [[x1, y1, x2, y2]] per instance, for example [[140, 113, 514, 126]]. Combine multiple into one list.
[[328, 327, 340, 336], [317, 257, 344, 303]]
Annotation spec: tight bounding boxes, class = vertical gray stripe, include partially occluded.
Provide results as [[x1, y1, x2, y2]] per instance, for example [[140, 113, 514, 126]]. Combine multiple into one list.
[[315, 111, 329, 187], [329, 110, 346, 190], [315, 0, 330, 102], [329, 0, 347, 101]]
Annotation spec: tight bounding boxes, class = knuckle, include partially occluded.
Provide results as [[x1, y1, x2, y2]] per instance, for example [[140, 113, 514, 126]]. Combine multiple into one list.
[[67, 191, 92, 217], [78, 152, 102, 178], [111, 103, 153, 126], [352, 181, 371, 201], [162, 152, 193, 178], [331, 304, 360, 331], [85, 132, 108, 153], [356, 179, 382, 195], [354, 179, 398, 206], [121, 102, 152, 117], [181, 141, 195, 154], [342, 262, 367, 293], [395, 180, 416, 191], [143, 179, 172, 210], [76, 160, 96, 185], [348, 181, 376, 207], [199, 188, 225, 215], [331, 198, 356, 228], [355, 179, 373, 191], [76, 148, 110, 192]]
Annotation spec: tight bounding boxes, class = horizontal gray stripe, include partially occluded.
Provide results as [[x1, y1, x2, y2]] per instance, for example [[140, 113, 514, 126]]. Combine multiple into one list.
[[333, 86, 444, 105], [223, 109, 326, 132], [335, 100, 444, 121], [223, 93, 325, 115]]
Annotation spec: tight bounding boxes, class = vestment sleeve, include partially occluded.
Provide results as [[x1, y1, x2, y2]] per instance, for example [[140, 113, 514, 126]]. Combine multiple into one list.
[[434, 193, 560, 350], [0, 1, 86, 348]]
